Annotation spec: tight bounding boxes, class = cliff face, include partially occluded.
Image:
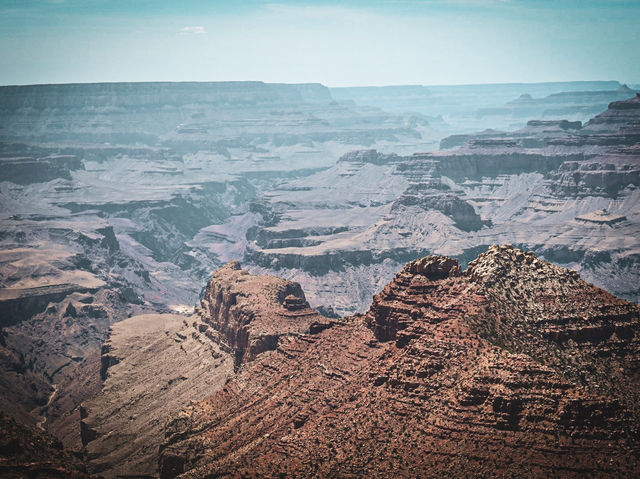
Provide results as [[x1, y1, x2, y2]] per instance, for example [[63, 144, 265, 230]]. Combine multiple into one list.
[[159, 247, 640, 478], [584, 93, 640, 131], [196, 260, 333, 368], [473, 87, 639, 126], [239, 94, 640, 315]]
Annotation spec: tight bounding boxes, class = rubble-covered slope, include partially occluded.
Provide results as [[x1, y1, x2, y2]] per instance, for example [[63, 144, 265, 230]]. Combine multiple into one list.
[[159, 246, 640, 478], [0, 412, 88, 478]]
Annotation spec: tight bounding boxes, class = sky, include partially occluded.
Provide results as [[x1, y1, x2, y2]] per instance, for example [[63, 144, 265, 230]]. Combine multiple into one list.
[[1, 0, 639, 87]]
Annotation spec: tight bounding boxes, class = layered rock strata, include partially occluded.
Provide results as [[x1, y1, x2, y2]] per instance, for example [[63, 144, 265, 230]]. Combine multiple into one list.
[[239, 95, 640, 314], [159, 247, 640, 478], [196, 261, 333, 369], [81, 262, 333, 478]]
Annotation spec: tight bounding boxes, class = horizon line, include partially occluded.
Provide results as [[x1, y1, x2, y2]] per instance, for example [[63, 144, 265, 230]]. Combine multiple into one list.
[[0, 79, 635, 90]]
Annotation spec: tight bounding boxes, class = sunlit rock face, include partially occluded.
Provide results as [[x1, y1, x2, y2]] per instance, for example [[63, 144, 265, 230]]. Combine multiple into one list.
[[158, 247, 640, 479]]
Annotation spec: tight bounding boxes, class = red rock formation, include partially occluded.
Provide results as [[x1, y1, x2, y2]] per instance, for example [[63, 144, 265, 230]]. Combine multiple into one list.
[[196, 260, 333, 368], [79, 261, 335, 478], [159, 247, 640, 478]]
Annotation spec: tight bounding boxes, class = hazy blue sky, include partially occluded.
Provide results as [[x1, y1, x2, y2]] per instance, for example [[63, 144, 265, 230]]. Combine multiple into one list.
[[1, 0, 639, 86]]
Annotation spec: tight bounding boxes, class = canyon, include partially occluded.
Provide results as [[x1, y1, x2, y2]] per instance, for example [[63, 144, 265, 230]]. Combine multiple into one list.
[[0, 81, 639, 477], [240, 93, 640, 315]]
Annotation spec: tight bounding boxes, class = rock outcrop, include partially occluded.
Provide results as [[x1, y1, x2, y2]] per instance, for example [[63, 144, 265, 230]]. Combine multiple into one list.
[[197, 261, 333, 369], [159, 247, 640, 478], [80, 262, 333, 478], [366, 255, 462, 341]]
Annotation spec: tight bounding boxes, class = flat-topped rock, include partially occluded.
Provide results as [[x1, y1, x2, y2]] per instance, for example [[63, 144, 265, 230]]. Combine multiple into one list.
[[197, 261, 333, 368]]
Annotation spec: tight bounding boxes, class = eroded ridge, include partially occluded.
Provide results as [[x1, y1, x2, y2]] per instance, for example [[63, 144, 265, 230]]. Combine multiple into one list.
[[80, 261, 334, 478], [196, 260, 334, 368], [159, 247, 640, 478]]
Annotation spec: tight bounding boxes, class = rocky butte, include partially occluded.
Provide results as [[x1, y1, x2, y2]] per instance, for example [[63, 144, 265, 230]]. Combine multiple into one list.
[[59, 244, 638, 478], [154, 246, 640, 478]]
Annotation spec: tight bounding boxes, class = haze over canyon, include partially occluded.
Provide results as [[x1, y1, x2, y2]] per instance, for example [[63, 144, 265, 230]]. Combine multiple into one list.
[[0, 79, 639, 478]]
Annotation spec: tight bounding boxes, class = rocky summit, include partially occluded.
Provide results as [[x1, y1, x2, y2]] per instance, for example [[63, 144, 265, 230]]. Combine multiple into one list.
[[157, 246, 640, 478]]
